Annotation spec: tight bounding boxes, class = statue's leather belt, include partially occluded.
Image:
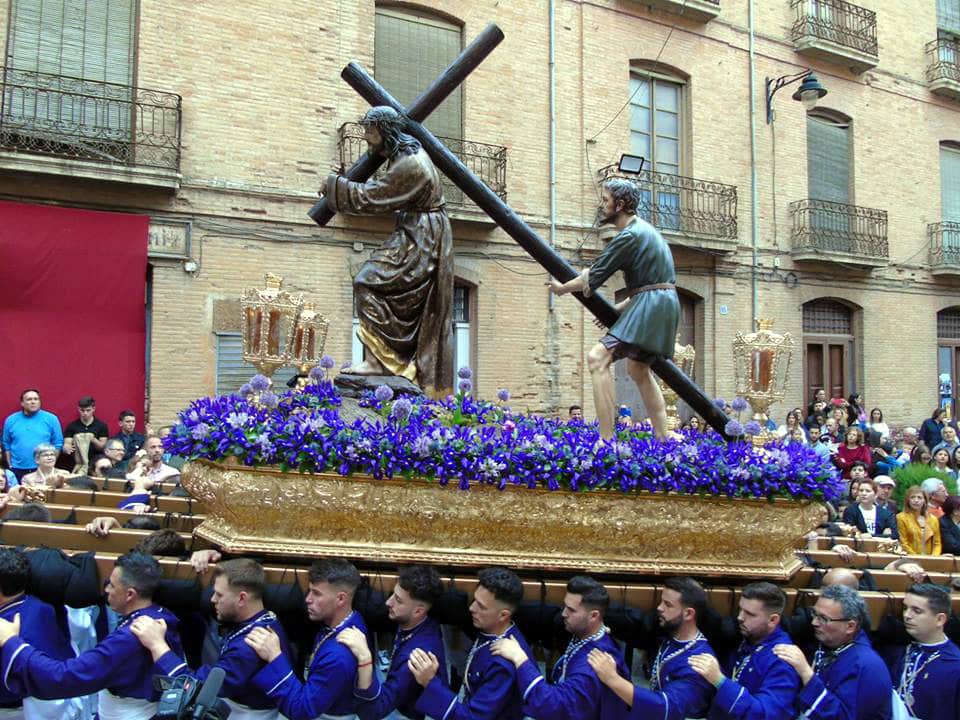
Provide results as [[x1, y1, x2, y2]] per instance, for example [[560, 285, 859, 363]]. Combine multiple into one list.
[[615, 282, 676, 303]]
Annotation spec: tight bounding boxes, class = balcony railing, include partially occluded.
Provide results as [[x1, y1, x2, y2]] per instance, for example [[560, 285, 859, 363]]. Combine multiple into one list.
[[790, 0, 878, 63], [929, 221, 960, 271], [926, 38, 960, 96], [0, 67, 181, 172], [597, 165, 738, 241], [790, 198, 888, 262], [338, 123, 506, 211]]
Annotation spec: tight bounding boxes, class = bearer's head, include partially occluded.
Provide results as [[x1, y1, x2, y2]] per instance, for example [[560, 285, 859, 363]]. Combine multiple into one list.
[[470, 567, 523, 635], [387, 565, 443, 631], [658, 576, 708, 637], [106, 552, 161, 614], [306, 558, 361, 625], [211, 558, 265, 623], [562, 575, 609, 639]]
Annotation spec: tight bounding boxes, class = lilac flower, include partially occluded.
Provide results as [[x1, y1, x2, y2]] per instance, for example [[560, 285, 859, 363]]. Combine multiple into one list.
[[374, 385, 394, 403], [249, 374, 271, 392], [713, 397, 727, 410], [731, 397, 749, 412], [457, 366, 473, 380], [744, 420, 762, 435], [725, 420, 744, 436], [497, 388, 510, 402], [320, 355, 336, 369], [260, 391, 279, 409], [391, 398, 413, 421]]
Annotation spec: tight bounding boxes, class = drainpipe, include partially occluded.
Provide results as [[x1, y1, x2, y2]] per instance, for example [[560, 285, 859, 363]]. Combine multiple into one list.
[[549, 0, 557, 312], [748, 0, 760, 327]]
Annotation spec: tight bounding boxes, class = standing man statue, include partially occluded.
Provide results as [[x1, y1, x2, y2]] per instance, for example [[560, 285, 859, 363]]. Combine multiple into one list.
[[549, 179, 679, 440], [324, 106, 454, 397]]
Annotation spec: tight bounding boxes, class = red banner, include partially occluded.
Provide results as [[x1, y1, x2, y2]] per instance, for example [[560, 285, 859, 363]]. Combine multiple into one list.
[[0, 200, 148, 437]]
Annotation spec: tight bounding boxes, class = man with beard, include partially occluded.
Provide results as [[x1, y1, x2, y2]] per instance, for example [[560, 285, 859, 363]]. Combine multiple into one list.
[[689, 581, 800, 719], [129, 558, 291, 719], [892, 583, 960, 720], [588, 576, 716, 719], [548, 178, 679, 440], [772, 584, 892, 719], [337, 565, 446, 720], [324, 106, 454, 397], [490, 575, 630, 720]]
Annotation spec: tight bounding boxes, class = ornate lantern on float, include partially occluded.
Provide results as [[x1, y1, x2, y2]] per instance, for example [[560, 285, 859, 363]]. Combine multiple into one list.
[[289, 301, 330, 389], [240, 273, 303, 380], [732, 319, 795, 447], [658, 334, 696, 432]]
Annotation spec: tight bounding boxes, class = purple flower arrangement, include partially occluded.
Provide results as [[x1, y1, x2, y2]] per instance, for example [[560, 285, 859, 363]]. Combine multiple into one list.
[[165, 371, 843, 502]]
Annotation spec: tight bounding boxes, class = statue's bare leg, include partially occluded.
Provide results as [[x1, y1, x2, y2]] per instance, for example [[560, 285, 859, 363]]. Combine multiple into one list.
[[627, 359, 669, 440], [343, 351, 386, 375], [587, 342, 616, 440]]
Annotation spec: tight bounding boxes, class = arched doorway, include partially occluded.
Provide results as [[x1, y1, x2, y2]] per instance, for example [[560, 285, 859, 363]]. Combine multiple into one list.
[[802, 298, 856, 405]]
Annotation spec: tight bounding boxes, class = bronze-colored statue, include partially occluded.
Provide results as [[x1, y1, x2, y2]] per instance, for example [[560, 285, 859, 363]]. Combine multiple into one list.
[[550, 179, 680, 440], [324, 107, 453, 396]]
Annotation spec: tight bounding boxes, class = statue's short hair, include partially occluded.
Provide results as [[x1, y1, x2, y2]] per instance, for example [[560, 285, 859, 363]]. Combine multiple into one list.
[[603, 178, 641, 215]]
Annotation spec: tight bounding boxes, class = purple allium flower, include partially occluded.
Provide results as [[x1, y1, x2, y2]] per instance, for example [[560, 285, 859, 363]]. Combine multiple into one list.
[[458, 379, 472, 394], [725, 419, 745, 436], [731, 397, 749, 412], [374, 385, 394, 403], [497, 388, 510, 402], [308, 366, 325, 382], [238, 383, 253, 397], [457, 366, 473, 380], [391, 398, 413, 421], [713, 397, 727, 410], [744, 420, 762, 435], [260, 391, 279, 409], [320, 354, 336, 369], [249, 374, 271, 392]]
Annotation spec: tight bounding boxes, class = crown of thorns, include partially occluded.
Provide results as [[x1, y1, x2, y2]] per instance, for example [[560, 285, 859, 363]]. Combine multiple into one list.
[[359, 106, 404, 127]]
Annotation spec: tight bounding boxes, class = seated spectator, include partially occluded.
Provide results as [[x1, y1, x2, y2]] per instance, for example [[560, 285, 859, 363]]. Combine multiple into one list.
[[110, 410, 146, 462], [932, 424, 960, 456], [829, 401, 848, 434], [920, 408, 947, 450], [940, 495, 960, 556], [897, 486, 942, 555], [846, 461, 870, 498], [568, 405, 583, 422], [834, 427, 872, 479], [846, 393, 865, 428], [4, 502, 52, 523], [90, 457, 113, 480], [822, 417, 841, 447], [912, 443, 933, 466], [805, 425, 832, 461], [0, 455, 18, 493], [688, 416, 701, 433], [65, 476, 98, 491], [841, 479, 898, 539], [873, 475, 899, 514], [776, 410, 806, 441], [125, 435, 180, 489], [873, 439, 906, 477], [788, 427, 807, 445], [19, 444, 68, 489], [898, 426, 919, 461], [921, 477, 950, 518], [806, 389, 826, 418], [99, 438, 130, 480], [930, 446, 956, 480], [157, 425, 187, 470], [131, 529, 186, 557]]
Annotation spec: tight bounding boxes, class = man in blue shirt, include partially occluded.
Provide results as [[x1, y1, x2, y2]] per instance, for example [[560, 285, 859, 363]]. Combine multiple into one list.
[[130, 557, 291, 718], [246, 557, 367, 719], [337, 564, 446, 720], [892, 583, 960, 720], [0, 551, 182, 718], [408, 566, 534, 720], [491, 575, 631, 720], [773, 584, 892, 719], [689, 581, 800, 720], [588, 576, 717, 720], [2, 389, 62, 480]]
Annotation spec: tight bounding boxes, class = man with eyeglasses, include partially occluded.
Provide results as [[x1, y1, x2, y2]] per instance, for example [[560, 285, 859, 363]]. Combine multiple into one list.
[[772, 584, 892, 719]]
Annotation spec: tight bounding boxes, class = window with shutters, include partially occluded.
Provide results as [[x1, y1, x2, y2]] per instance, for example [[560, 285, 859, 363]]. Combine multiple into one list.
[[629, 65, 685, 231], [802, 298, 857, 404], [453, 282, 474, 375], [942, 143, 960, 223], [939, 0, 960, 38], [215, 333, 295, 396], [805, 109, 853, 245]]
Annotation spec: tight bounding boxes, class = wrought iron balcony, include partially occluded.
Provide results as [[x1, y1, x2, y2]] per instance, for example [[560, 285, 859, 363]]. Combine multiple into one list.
[[929, 222, 960, 277], [638, 0, 720, 22], [337, 123, 506, 214], [926, 38, 960, 100], [790, 0, 878, 73], [0, 67, 181, 185], [789, 198, 888, 267], [596, 164, 738, 251]]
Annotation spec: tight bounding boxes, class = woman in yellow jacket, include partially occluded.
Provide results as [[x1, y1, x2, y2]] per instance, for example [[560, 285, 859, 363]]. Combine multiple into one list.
[[897, 485, 942, 555]]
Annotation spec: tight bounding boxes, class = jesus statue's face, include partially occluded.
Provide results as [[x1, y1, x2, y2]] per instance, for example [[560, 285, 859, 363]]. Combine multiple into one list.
[[363, 124, 383, 151]]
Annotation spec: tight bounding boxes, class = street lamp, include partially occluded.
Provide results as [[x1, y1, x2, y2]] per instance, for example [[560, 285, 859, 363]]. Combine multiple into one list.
[[765, 70, 827, 124]]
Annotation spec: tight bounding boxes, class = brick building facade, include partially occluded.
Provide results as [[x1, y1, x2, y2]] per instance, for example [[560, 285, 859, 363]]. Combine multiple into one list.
[[1, 0, 959, 429]]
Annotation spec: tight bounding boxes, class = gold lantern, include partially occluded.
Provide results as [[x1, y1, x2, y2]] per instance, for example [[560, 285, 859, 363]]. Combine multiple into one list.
[[659, 335, 696, 431], [240, 273, 303, 379], [733, 319, 795, 446], [289, 301, 330, 389]]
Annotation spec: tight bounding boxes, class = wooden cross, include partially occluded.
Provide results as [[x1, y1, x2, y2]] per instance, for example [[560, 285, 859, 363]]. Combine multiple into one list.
[[324, 23, 731, 437]]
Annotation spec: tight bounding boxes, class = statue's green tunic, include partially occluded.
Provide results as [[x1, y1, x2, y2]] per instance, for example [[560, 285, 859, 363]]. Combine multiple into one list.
[[587, 217, 679, 362]]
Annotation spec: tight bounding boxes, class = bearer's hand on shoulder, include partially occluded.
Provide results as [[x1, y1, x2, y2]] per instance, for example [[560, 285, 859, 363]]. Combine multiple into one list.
[[130, 617, 168, 654], [190, 549, 222, 574], [491, 636, 528, 668], [336, 627, 371, 663], [407, 648, 439, 687], [0, 613, 21, 647], [587, 648, 619, 685], [245, 627, 281, 663], [688, 653, 723, 686]]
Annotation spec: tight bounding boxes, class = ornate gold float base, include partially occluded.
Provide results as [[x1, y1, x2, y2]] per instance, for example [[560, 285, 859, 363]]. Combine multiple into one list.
[[182, 460, 822, 579]]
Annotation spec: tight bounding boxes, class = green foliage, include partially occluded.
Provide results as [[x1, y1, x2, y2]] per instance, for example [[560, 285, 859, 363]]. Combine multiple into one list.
[[890, 463, 958, 506]]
